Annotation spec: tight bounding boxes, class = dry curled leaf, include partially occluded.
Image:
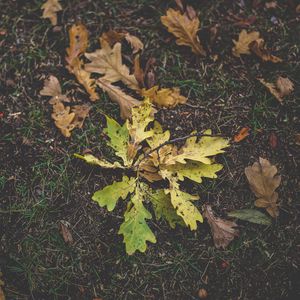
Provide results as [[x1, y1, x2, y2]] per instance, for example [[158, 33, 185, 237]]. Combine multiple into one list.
[[141, 86, 187, 108], [40, 75, 69, 102], [245, 157, 281, 218], [66, 24, 99, 101], [249, 38, 282, 63], [161, 8, 206, 56], [96, 78, 141, 119], [41, 0, 62, 26], [133, 55, 145, 88], [125, 33, 144, 54], [60, 221, 74, 244], [276, 76, 294, 97], [203, 205, 239, 249], [232, 30, 260, 57], [259, 77, 293, 103], [40, 76, 90, 137], [234, 127, 250, 142], [85, 41, 139, 91]]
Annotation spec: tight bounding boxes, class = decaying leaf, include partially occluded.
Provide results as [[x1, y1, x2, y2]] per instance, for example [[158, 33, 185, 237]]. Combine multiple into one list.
[[66, 24, 99, 101], [40, 75, 69, 102], [40, 76, 90, 137], [118, 184, 156, 255], [125, 33, 144, 53], [96, 78, 141, 119], [245, 157, 281, 218], [249, 38, 282, 63], [161, 8, 206, 56], [133, 55, 145, 88], [203, 205, 239, 249], [232, 30, 260, 57], [92, 176, 136, 211], [228, 209, 272, 225], [74, 153, 124, 169], [141, 86, 187, 108], [41, 0, 62, 26], [276, 76, 294, 97], [234, 127, 250, 142], [259, 77, 293, 103], [60, 221, 74, 244], [85, 41, 139, 91], [100, 30, 144, 54]]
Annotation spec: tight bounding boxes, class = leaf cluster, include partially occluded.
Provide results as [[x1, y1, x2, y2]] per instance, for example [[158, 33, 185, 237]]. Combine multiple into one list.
[[76, 99, 229, 254]]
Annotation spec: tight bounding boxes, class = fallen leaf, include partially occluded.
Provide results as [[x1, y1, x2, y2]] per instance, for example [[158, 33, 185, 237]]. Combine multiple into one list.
[[245, 157, 281, 218], [125, 33, 144, 54], [71, 104, 90, 128], [269, 132, 278, 149], [258, 78, 283, 103], [66, 24, 99, 101], [40, 77, 91, 137], [265, 1, 277, 8], [85, 41, 140, 91], [40, 75, 69, 102], [60, 221, 74, 244], [161, 8, 206, 56], [133, 55, 145, 88], [41, 0, 62, 26], [175, 0, 184, 11], [141, 86, 187, 108], [198, 288, 208, 299], [0, 286, 4, 300], [101, 30, 125, 46], [232, 30, 260, 57], [276, 76, 294, 97], [203, 205, 239, 249], [185, 5, 197, 20], [249, 38, 282, 63], [228, 209, 272, 225], [295, 133, 300, 145], [96, 78, 141, 119], [234, 127, 250, 142]]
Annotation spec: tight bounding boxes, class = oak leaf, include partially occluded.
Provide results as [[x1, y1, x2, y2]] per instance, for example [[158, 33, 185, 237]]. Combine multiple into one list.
[[74, 153, 124, 169], [245, 158, 281, 218], [118, 184, 156, 255], [85, 41, 139, 91], [40, 75, 69, 102], [125, 33, 144, 54], [232, 30, 260, 57], [41, 0, 62, 26], [92, 176, 136, 211], [133, 54, 145, 88], [96, 78, 141, 119], [203, 205, 239, 249], [148, 188, 184, 228], [104, 115, 132, 166], [228, 209, 271, 225], [249, 38, 282, 63], [66, 24, 99, 101], [161, 8, 206, 56], [59, 221, 74, 244], [141, 86, 187, 108]]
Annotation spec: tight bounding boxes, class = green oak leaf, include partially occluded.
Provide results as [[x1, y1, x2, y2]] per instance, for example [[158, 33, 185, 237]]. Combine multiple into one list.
[[92, 176, 136, 211]]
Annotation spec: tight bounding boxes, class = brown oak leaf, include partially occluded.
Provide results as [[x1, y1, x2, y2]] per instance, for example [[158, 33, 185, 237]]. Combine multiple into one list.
[[232, 30, 260, 57], [245, 157, 281, 218], [249, 38, 282, 63], [203, 205, 239, 249], [161, 8, 206, 56]]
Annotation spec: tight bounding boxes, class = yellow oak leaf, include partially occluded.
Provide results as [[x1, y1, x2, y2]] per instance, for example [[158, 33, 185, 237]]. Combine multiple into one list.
[[85, 41, 140, 91], [146, 121, 170, 149], [74, 153, 124, 169], [161, 8, 206, 56], [232, 30, 260, 57], [127, 98, 154, 145], [141, 86, 187, 108], [41, 0, 62, 26]]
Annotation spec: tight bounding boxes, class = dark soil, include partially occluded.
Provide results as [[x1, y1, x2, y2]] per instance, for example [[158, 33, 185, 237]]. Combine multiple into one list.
[[0, 0, 300, 299]]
